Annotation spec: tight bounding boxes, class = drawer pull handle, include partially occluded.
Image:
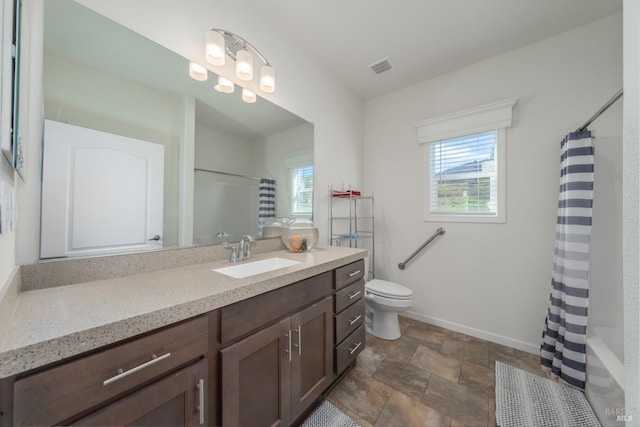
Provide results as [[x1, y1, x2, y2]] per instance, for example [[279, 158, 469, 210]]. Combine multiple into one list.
[[348, 342, 362, 354], [103, 352, 171, 386], [348, 314, 362, 325], [348, 270, 362, 277], [348, 290, 362, 300], [197, 378, 205, 425]]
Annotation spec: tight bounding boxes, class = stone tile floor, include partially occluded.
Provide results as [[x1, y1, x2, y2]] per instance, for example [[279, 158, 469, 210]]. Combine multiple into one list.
[[327, 316, 543, 427]]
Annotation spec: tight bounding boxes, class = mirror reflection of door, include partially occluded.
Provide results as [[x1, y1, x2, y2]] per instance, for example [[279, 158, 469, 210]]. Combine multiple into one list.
[[40, 120, 164, 258]]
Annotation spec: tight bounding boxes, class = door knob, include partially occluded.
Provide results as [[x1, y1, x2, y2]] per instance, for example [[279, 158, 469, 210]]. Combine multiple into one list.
[[148, 234, 161, 241]]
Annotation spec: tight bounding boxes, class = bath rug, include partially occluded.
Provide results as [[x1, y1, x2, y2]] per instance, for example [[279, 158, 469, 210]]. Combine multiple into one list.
[[495, 361, 601, 427], [301, 400, 361, 427]]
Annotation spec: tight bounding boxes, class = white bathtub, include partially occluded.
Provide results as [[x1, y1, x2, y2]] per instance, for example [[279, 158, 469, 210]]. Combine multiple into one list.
[[585, 327, 626, 425]]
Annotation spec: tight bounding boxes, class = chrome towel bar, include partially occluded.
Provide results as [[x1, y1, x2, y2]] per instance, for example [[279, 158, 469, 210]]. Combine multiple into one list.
[[398, 227, 445, 270]]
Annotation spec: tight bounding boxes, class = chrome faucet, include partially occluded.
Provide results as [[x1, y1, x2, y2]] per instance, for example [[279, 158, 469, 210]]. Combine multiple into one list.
[[240, 235, 256, 261], [224, 234, 256, 263]]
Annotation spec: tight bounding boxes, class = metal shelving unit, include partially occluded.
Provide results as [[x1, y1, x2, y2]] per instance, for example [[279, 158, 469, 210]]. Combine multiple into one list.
[[329, 186, 375, 280]]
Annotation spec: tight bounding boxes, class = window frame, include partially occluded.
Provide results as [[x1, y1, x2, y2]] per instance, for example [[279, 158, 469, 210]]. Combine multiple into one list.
[[415, 98, 517, 224], [424, 128, 506, 223], [290, 164, 314, 217], [284, 150, 314, 218]]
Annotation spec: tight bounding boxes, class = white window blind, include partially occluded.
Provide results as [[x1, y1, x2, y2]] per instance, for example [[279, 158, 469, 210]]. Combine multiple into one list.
[[429, 131, 498, 216], [291, 165, 313, 215]]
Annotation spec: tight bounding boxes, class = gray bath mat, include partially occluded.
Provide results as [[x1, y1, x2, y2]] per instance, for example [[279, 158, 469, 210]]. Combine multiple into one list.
[[495, 361, 601, 427], [301, 400, 361, 427]]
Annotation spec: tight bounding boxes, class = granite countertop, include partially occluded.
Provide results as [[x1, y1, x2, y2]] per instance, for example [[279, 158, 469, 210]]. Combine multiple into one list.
[[0, 246, 367, 380]]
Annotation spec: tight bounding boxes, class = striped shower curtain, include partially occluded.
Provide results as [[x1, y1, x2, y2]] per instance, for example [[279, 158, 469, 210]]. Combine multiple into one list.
[[540, 131, 594, 390], [258, 179, 276, 238]]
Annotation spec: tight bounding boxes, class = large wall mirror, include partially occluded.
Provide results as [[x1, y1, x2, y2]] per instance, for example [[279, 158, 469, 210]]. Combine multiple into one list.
[[40, 0, 314, 258]]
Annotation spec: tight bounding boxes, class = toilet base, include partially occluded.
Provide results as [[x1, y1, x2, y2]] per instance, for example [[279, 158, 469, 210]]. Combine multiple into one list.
[[366, 310, 401, 341]]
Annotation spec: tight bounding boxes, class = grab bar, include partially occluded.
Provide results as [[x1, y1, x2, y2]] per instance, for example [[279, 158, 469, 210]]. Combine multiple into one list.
[[398, 227, 445, 270]]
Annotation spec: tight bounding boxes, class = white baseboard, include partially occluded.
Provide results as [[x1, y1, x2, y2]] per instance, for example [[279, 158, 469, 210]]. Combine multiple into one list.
[[402, 310, 539, 355]]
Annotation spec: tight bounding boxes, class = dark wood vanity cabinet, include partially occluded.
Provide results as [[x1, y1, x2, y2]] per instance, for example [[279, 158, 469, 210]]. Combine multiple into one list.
[[4, 257, 366, 427], [11, 315, 211, 427], [73, 358, 208, 426], [220, 273, 334, 427]]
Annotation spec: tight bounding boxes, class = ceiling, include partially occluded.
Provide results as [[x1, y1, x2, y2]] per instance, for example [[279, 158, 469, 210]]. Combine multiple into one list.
[[239, 0, 622, 100]]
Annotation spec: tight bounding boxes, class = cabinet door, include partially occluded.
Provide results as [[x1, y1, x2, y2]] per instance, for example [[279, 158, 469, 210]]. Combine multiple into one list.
[[74, 358, 207, 426], [290, 296, 334, 421], [221, 318, 292, 427]]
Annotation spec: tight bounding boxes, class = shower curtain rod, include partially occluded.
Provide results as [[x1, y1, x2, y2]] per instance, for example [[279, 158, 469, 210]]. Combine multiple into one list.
[[195, 168, 262, 181], [576, 88, 623, 132]]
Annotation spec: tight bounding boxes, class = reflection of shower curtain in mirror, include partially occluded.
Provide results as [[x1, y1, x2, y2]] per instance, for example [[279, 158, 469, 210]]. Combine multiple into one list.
[[193, 171, 260, 244]]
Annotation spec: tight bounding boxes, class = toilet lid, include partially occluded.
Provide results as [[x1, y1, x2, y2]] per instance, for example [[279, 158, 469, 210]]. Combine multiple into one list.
[[366, 279, 413, 300]]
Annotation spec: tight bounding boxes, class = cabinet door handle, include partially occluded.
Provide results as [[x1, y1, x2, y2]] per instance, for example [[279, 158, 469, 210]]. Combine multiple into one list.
[[348, 290, 362, 300], [348, 269, 361, 277], [285, 330, 292, 362], [348, 314, 362, 325], [103, 352, 171, 386], [293, 325, 302, 355], [197, 378, 205, 425], [348, 341, 362, 354]]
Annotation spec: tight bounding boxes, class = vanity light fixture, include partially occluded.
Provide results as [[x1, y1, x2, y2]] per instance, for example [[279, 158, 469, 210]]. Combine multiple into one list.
[[242, 88, 256, 103], [204, 29, 276, 95], [188, 62, 208, 81], [214, 76, 234, 93]]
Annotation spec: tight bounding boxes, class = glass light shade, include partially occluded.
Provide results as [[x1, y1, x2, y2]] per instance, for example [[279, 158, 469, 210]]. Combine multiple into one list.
[[242, 88, 256, 103], [205, 30, 225, 66], [188, 62, 208, 81], [214, 76, 234, 93], [259, 65, 275, 93], [235, 49, 253, 81]]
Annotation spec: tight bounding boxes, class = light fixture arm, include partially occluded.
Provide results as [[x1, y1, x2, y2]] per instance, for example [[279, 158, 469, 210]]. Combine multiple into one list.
[[209, 28, 272, 67]]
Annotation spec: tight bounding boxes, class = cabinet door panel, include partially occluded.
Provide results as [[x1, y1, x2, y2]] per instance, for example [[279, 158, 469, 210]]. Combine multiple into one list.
[[221, 318, 291, 427], [291, 296, 334, 421], [74, 358, 207, 427]]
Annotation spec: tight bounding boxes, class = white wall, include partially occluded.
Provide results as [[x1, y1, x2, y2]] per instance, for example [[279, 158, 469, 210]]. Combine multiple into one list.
[[364, 14, 622, 352], [194, 124, 256, 175], [623, 0, 640, 422]]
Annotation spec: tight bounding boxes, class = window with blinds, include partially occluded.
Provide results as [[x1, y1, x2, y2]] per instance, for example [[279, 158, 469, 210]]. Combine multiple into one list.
[[429, 131, 497, 215], [291, 165, 313, 215], [417, 98, 514, 223]]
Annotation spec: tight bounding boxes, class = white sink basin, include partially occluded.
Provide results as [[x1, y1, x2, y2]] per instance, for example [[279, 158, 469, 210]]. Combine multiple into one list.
[[214, 257, 301, 279]]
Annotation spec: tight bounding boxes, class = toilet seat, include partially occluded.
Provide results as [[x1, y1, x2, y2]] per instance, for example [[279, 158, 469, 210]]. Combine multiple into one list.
[[365, 279, 413, 300]]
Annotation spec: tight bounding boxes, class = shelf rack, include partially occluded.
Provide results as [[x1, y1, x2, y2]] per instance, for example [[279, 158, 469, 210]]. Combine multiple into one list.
[[329, 186, 375, 280]]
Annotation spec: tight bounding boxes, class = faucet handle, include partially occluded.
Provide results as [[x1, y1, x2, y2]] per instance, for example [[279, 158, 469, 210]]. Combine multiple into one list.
[[224, 244, 238, 262]]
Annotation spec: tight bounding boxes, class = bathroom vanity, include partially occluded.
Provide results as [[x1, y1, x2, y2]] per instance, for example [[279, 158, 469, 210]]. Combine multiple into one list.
[[0, 246, 366, 427]]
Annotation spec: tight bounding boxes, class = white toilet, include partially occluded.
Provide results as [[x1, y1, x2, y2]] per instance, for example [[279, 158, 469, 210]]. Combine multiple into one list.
[[364, 279, 413, 340]]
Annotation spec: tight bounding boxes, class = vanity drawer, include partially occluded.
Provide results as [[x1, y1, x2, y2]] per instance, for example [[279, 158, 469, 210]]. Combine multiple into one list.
[[335, 298, 365, 343], [13, 315, 208, 427], [334, 279, 364, 313], [221, 271, 332, 345], [335, 324, 365, 374], [334, 260, 365, 290]]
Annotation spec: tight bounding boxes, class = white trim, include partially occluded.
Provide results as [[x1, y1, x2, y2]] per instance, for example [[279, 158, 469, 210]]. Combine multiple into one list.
[[402, 310, 539, 354], [415, 98, 517, 144], [284, 149, 313, 169]]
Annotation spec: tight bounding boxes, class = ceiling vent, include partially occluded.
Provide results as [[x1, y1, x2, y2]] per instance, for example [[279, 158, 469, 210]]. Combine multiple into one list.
[[369, 57, 393, 75]]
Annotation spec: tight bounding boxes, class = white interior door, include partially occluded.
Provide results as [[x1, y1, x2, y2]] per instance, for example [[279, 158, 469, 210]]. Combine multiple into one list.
[[41, 120, 164, 258]]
